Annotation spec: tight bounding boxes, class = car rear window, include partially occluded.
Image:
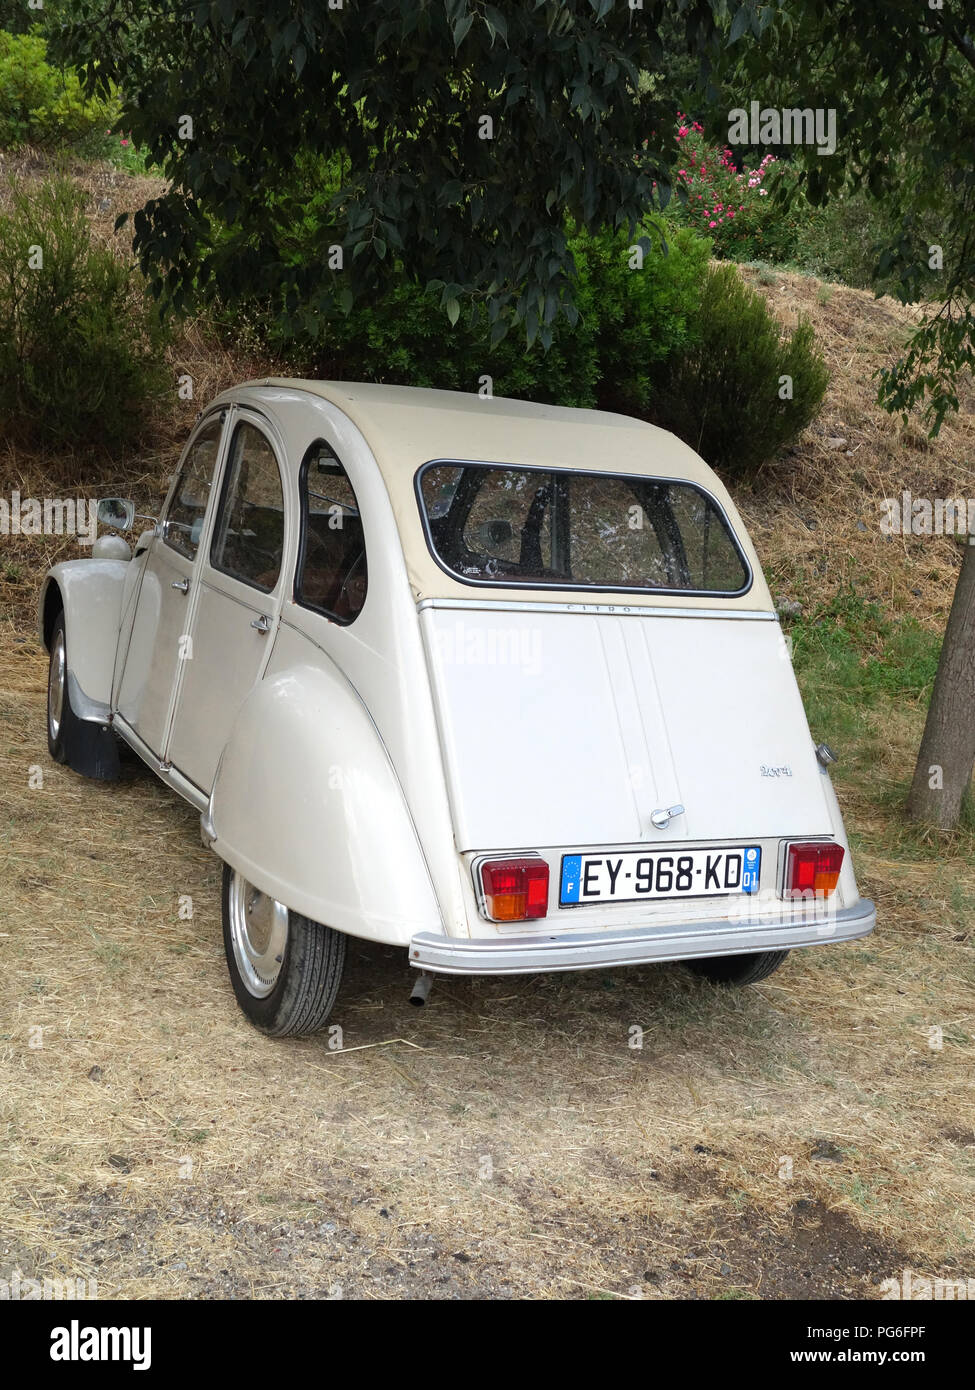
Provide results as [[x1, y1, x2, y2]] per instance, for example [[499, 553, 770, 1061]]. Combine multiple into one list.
[[417, 463, 750, 596]]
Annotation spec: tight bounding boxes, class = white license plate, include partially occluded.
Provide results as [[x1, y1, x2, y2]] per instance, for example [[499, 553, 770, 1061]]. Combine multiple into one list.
[[560, 846, 761, 906]]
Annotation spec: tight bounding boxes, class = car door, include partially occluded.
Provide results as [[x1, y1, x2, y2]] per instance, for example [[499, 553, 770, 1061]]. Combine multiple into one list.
[[163, 410, 290, 793], [114, 413, 228, 755]]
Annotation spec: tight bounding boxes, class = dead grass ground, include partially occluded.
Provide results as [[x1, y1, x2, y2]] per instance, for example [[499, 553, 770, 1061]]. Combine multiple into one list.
[[0, 160, 973, 1300], [0, 652, 972, 1299]]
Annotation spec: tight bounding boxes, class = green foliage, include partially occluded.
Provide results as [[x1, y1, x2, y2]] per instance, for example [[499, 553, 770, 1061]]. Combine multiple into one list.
[[789, 588, 941, 766], [789, 189, 902, 290], [648, 262, 829, 480], [0, 174, 168, 449], [0, 0, 60, 35], [52, 0, 738, 337], [224, 221, 712, 418], [0, 29, 116, 147], [304, 273, 602, 406], [582, 223, 709, 413], [719, 0, 975, 435]]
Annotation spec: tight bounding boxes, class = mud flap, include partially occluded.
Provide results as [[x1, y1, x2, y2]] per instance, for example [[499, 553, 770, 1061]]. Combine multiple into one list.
[[65, 717, 120, 781]]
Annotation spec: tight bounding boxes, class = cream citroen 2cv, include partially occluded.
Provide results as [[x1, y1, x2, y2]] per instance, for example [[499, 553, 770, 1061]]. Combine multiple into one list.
[[39, 382, 875, 1034]]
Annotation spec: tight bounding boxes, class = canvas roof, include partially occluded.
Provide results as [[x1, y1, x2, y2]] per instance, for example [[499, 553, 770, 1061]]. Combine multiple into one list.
[[226, 379, 774, 611]]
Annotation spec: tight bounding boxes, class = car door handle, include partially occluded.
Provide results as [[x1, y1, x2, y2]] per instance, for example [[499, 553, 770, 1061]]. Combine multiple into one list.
[[250, 614, 272, 634], [171, 577, 189, 593], [650, 804, 685, 829]]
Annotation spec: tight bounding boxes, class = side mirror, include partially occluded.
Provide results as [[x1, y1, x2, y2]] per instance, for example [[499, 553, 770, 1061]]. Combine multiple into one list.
[[97, 497, 136, 531]]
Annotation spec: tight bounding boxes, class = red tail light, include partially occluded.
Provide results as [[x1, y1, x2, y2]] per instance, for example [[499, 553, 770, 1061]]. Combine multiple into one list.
[[479, 858, 549, 922], [786, 842, 844, 898]]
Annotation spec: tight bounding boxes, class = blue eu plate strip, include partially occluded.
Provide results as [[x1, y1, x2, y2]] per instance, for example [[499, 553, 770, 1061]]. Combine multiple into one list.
[[560, 855, 582, 904]]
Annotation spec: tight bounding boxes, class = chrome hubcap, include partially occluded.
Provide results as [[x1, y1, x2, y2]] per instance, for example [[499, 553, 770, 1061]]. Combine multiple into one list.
[[48, 630, 66, 741], [228, 872, 289, 998]]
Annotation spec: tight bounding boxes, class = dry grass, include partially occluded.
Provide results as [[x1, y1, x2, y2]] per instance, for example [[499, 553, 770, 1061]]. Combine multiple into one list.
[[0, 163, 974, 1299], [0, 646, 972, 1299], [735, 264, 975, 633]]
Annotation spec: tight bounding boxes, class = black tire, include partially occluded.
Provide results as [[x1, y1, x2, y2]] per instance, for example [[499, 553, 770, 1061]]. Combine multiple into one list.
[[47, 611, 80, 763], [685, 949, 789, 986], [221, 863, 346, 1037]]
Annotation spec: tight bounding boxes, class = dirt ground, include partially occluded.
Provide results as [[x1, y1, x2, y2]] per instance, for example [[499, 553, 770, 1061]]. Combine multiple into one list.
[[1, 622, 972, 1299]]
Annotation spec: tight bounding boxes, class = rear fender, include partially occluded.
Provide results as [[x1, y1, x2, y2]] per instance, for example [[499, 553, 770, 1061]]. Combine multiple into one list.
[[207, 658, 442, 946]]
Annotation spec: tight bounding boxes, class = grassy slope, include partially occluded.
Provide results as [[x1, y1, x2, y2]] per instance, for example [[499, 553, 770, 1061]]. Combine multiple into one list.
[[0, 163, 973, 1299]]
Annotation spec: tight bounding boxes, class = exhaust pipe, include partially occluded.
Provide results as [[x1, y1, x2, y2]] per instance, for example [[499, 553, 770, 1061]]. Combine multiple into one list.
[[409, 971, 434, 1007]]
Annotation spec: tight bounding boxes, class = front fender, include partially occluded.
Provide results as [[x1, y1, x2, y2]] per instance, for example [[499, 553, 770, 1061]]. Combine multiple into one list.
[[208, 660, 443, 946], [38, 559, 129, 720]]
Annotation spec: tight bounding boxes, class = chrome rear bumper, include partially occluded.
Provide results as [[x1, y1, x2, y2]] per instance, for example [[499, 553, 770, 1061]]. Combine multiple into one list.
[[409, 899, 876, 976]]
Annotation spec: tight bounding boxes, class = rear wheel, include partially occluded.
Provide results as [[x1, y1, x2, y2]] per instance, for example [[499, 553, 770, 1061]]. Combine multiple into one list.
[[685, 950, 789, 986], [221, 864, 346, 1036]]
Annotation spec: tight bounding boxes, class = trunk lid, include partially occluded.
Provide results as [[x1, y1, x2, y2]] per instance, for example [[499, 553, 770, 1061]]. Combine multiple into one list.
[[420, 605, 831, 852]]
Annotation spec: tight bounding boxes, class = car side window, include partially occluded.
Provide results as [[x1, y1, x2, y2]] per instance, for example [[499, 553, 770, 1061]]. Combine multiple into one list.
[[210, 421, 285, 593], [296, 442, 368, 624], [162, 420, 223, 561]]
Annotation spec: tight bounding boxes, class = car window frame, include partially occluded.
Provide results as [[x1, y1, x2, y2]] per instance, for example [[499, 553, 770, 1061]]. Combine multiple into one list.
[[414, 459, 754, 599], [207, 416, 288, 597], [293, 438, 369, 627], [159, 413, 227, 564]]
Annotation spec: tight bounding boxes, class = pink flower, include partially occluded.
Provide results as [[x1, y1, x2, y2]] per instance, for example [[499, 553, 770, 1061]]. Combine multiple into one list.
[[709, 220, 717, 227], [121, 139, 129, 147]]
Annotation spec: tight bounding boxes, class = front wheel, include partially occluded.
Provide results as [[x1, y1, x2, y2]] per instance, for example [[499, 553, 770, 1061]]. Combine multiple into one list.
[[47, 612, 75, 763], [685, 949, 789, 986], [221, 864, 346, 1036]]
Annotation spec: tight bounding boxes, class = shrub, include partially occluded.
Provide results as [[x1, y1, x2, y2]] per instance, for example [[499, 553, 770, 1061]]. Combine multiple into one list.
[[308, 274, 602, 407], [0, 174, 167, 449], [667, 116, 808, 265], [578, 223, 710, 414], [791, 190, 906, 290], [647, 261, 829, 479], [226, 217, 710, 415], [0, 29, 117, 148]]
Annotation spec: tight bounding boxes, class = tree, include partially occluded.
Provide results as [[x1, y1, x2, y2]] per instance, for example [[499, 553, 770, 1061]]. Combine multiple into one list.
[[52, 0, 732, 345], [719, 1, 975, 827], [906, 539, 975, 829]]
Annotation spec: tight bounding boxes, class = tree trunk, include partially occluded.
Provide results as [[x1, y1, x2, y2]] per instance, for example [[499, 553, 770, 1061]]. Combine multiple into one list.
[[906, 538, 975, 827]]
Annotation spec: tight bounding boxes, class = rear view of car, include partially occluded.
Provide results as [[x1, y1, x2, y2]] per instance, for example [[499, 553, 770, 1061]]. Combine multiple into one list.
[[408, 453, 874, 986], [38, 380, 873, 1037]]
